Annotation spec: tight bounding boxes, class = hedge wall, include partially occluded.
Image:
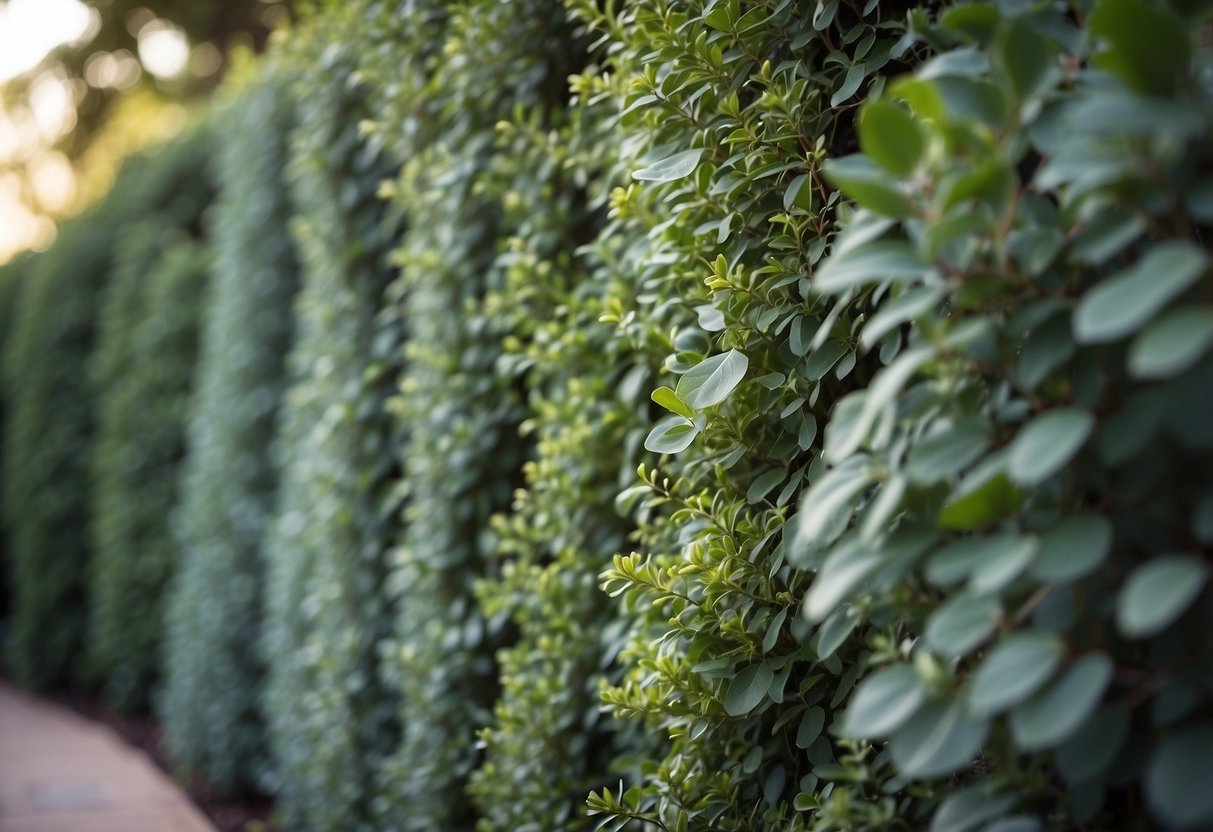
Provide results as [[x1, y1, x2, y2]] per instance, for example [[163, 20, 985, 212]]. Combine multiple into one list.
[[261, 22, 406, 829], [159, 73, 299, 795], [86, 133, 214, 712], [3, 1, 1210, 830], [2, 131, 212, 690], [0, 255, 27, 623]]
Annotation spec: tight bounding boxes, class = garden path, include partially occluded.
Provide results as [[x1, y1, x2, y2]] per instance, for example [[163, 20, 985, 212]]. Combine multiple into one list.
[[0, 681, 215, 832]]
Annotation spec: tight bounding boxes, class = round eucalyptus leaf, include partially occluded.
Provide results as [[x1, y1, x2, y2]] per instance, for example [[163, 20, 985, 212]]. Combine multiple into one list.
[[724, 663, 774, 717], [841, 664, 925, 739], [1056, 704, 1129, 784], [675, 349, 749, 409], [1032, 515, 1112, 582], [930, 785, 1015, 832], [643, 415, 700, 454], [1073, 241, 1206, 343], [967, 632, 1062, 717], [889, 698, 989, 779], [1127, 306, 1213, 380], [1007, 408, 1093, 486], [926, 591, 1001, 658], [980, 817, 1042, 832], [1009, 653, 1113, 750], [1145, 723, 1213, 828], [1117, 555, 1208, 638]]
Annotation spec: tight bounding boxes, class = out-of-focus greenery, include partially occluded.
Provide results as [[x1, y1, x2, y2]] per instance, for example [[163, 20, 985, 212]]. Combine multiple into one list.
[[2, 129, 213, 690], [159, 70, 299, 797], [261, 18, 405, 829]]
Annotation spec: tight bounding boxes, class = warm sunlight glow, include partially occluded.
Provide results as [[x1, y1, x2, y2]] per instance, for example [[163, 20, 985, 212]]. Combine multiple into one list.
[[0, 0, 93, 82], [137, 21, 189, 79]]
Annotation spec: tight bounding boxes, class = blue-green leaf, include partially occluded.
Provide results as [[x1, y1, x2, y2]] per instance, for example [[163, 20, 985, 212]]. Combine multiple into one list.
[[644, 415, 700, 454], [1009, 653, 1113, 750], [841, 664, 926, 739], [890, 698, 988, 778], [1117, 555, 1208, 638], [725, 663, 774, 716], [633, 149, 704, 183], [1007, 408, 1093, 486], [676, 349, 749, 409], [967, 632, 1063, 717], [1073, 242, 1206, 343]]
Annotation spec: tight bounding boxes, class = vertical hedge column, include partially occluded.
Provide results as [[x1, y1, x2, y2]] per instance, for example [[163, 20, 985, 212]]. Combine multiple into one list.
[[261, 29, 406, 831], [1, 137, 208, 691], [160, 75, 299, 796], [360, 2, 590, 826], [87, 128, 214, 712]]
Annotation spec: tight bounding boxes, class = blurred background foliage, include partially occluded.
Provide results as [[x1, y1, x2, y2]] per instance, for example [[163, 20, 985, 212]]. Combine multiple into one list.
[[0, 0, 289, 263]]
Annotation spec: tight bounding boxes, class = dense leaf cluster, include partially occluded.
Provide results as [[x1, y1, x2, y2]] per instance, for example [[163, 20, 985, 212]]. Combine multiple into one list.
[[159, 73, 300, 795], [86, 127, 214, 713], [260, 21, 406, 829], [2, 1, 1210, 830], [2, 132, 213, 691]]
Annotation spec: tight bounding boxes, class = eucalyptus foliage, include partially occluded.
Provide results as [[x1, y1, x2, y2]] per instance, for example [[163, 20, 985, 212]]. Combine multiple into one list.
[[160, 74, 299, 795], [261, 26, 406, 830]]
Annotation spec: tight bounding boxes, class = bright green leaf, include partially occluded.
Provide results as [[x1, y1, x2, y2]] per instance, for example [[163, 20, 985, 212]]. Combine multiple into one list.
[[651, 386, 695, 420], [859, 101, 924, 177]]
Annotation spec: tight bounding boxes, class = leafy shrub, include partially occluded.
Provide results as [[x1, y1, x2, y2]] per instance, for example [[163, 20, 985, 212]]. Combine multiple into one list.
[[0, 254, 28, 623], [260, 25, 406, 830], [86, 138, 214, 713], [359, 3, 562, 826], [576, 1, 1213, 830], [160, 73, 300, 796], [2, 132, 213, 690]]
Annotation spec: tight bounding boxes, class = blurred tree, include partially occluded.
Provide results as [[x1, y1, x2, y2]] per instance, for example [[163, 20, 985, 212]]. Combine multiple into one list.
[[0, 0, 290, 261]]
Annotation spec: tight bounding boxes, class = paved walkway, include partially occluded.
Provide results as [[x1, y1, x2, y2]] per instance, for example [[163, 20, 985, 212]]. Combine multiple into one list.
[[0, 682, 215, 832]]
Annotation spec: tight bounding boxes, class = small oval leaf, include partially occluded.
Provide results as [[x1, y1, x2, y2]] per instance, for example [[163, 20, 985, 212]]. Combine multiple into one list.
[[1117, 555, 1208, 638], [633, 148, 704, 183], [725, 663, 774, 716], [676, 349, 749, 409]]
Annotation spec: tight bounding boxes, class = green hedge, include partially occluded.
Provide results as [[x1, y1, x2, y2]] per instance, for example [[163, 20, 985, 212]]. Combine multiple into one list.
[[0, 255, 28, 623], [261, 23, 405, 829], [160, 73, 299, 796], [4, 1, 1210, 829], [2, 132, 212, 690], [86, 135, 213, 712], [362, 4, 544, 826]]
